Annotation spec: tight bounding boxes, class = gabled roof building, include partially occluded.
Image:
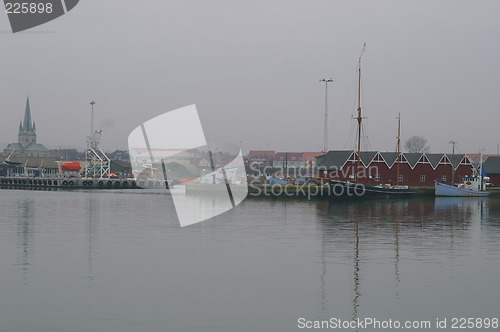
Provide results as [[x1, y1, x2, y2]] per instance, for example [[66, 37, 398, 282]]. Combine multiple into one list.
[[317, 150, 475, 186], [247, 150, 275, 168]]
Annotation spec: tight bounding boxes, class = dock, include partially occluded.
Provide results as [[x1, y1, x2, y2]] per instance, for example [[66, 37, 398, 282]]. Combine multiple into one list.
[[0, 176, 169, 189]]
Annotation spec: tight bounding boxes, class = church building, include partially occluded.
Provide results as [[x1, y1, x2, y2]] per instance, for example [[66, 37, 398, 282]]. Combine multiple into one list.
[[3, 97, 50, 157]]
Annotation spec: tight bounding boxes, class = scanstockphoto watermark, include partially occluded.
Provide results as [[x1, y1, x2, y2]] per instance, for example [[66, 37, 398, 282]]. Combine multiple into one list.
[[297, 317, 433, 329], [297, 317, 500, 330], [248, 164, 379, 180], [3, 0, 79, 33], [128, 105, 249, 227], [249, 178, 367, 199], [248, 164, 383, 198]]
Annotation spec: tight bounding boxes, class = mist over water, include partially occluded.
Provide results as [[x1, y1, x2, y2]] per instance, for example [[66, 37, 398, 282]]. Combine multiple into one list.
[[0, 189, 499, 331]]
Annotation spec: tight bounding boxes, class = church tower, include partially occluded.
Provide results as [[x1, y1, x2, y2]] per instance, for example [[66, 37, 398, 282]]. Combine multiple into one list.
[[18, 97, 37, 148]]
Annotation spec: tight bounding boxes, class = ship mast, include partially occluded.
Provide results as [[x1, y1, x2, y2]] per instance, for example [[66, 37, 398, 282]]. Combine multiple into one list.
[[396, 113, 401, 185], [450, 140, 456, 186], [355, 43, 366, 181]]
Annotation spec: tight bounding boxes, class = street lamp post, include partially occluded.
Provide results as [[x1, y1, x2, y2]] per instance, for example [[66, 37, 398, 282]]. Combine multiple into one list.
[[90, 101, 95, 139], [320, 78, 333, 152]]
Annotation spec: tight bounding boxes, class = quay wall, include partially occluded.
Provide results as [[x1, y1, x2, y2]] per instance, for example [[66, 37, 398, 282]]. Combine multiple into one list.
[[0, 176, 168, 189]]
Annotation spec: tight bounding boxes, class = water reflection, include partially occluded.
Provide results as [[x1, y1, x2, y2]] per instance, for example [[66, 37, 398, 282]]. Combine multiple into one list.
[[86, 196, 100, 282], [17, 198, 35, 283], [352, 218, 360, 321], [315, 197, 496, 322], [1, 191, 499, 332]]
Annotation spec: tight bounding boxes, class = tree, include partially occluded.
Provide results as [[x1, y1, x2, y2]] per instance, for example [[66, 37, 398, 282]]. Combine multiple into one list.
[[404, 136, 430, 153]]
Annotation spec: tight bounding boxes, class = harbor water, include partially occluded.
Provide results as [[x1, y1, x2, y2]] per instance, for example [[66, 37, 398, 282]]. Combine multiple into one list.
[[1, 189, 500, 331]]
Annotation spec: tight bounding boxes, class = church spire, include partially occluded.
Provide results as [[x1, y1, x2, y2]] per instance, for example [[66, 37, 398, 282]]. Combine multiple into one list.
[[22, 97, 33, 131]]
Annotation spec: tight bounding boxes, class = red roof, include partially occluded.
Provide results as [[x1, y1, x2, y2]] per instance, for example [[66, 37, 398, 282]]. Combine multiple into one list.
[[248, 150, 275, 156], [247, 150, 276, 161], [301, 152, 325, 161], [466, 154, 500, 163]]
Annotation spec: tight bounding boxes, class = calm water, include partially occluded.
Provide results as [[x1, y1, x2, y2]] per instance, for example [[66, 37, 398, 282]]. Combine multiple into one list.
[[1, 188, 500, 331]]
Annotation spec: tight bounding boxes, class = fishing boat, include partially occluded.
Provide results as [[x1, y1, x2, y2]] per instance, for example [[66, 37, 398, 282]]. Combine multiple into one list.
[[328, 45, 415, 197], [435, 153, 490, 197]]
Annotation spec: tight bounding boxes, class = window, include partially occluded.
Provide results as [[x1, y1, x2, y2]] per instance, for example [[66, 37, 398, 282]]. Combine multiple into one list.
[[420, 175, 426, 182], [399, 174, 404, 182], [374, 174, 380, 181], [441, 175, 447, 182], [291, 157, 296, 161]]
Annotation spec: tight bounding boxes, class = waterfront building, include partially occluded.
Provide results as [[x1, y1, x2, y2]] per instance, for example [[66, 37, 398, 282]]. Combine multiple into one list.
[[301, 152, 325, 168], [272, 152, 304, 168], [247, 150, 275, 168], [0, 155, 60, 176], [481, 156, 500, 187], [3, 97, 50, 157], [317, 150, 475, 187]]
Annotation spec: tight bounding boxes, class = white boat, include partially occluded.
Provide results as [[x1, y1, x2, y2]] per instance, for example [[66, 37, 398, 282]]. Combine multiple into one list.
[[435, 153, 489, 197], [435, 180, 490, 197]]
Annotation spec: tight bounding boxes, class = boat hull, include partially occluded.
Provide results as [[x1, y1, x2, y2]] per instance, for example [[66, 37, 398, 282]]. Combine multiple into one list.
[[329, 180, 416, 197], [434, 181, 490, 197]]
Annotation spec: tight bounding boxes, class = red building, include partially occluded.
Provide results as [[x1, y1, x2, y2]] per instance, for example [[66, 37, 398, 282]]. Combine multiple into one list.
[[247, 150, 275, 168], [317, 150, 475, 187]]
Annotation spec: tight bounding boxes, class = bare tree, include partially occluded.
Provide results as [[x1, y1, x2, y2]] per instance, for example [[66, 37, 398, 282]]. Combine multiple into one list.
[[404, 136, 430, 153]]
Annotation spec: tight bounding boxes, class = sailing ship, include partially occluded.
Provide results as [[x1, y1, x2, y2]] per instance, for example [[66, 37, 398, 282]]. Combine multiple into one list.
[[435, 153, 490, 197], [328, 45, 415, 197]]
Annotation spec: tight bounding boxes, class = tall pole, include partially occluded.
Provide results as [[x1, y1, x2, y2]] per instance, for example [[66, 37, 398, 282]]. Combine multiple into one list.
[[320, 78, 333, 153], [396, 113, 401, 185], [90, 101, 95, 139]]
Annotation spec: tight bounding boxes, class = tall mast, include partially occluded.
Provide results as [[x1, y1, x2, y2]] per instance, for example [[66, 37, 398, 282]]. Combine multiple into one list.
[[355, 43, 366, 180], [449, 140, 456, 185], [396, 113, 401, 185], [480, 152, 484, 191]]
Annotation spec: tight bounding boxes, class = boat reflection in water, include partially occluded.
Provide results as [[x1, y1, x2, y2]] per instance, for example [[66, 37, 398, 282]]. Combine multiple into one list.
[[313, 196, 495, 322]]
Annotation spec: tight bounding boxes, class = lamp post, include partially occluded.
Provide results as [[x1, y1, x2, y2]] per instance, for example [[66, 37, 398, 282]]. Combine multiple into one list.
[[320, 78, 333, 152], [90, 101, 95, 139]]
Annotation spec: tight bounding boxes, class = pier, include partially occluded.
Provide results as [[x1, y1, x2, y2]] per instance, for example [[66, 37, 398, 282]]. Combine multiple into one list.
[[0, 176, 170, 189]]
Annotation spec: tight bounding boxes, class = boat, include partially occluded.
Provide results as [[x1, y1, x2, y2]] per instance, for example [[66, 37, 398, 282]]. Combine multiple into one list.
[[268, 176, 288, 185], [329, 179, 416, 197], [435, 180, 489, 197], [328, 45, 415, 197], [3, 150, 23, 166], [435, 153, 490, 197], [60, 161, 81, 172]]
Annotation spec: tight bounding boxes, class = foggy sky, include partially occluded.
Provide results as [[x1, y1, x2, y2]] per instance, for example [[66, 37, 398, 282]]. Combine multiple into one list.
[[1, 0, 499, 155]]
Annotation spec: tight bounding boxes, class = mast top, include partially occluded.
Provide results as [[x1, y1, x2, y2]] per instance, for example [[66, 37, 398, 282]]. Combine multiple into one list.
[[358, 42, 366, 65]]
